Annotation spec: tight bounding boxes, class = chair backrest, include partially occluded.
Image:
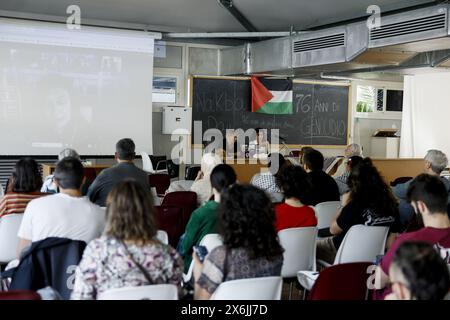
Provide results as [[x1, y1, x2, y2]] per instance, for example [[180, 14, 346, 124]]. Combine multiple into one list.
[[278, 227, 317, 278], [335, 225, 389, 264], [390, 176, 413, 187], [154, 205, 184, 247], [185, 166, 201, 180], [200, 233, 223, 252], [161, 191, 198, 228], [184, 233, 224, 284], [0, 290, 41, 300], [155, 230, 169, 245], [148, 173, 171, 196], [211, 276, 282, 300], [9, 237, 86, 300], [0, 214, 24, 264], [98, 284, 178, 300], [308, 262, 372, 300], [140, 151, 154, 173], [150, 155, 167, 171], [166, 160, 179, 179], [315, 201, 341, 230]]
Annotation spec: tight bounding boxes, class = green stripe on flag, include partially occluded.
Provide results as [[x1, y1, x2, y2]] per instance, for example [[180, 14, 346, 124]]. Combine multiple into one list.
[[256, 102, 293, 114]]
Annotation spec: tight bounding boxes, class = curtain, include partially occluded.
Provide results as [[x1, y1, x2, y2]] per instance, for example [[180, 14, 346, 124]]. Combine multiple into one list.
[[399, 72, 450, 158]]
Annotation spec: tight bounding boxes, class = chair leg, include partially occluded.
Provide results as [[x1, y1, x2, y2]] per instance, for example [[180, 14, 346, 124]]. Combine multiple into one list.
[[302, 289, 307, 300], [288, 282, 293, 300]]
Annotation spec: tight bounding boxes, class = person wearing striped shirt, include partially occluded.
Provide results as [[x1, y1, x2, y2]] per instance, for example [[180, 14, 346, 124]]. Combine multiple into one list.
[[0, 158, 46, 217]]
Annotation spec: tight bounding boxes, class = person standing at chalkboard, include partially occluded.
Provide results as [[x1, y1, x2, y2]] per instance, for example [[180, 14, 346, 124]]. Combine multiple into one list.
[[248, 128, 270, 159], [223, 132, 239, 159]]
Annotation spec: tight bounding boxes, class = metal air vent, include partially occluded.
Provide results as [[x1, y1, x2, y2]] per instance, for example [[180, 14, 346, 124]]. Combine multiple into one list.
[[370, 13, 447, 41], [293, 33, 346, 53]]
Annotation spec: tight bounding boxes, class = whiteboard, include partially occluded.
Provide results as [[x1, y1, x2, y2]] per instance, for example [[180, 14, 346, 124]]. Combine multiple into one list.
[[0, 18, 156, 155]]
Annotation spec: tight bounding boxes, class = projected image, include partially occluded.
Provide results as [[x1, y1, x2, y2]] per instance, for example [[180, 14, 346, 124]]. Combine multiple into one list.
[[0, 41, 153, 155]]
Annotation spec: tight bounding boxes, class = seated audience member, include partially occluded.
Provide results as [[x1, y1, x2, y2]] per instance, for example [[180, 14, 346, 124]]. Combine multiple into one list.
[[71, 180, 183, 300], [334, 156, 363, 195], [302, 149, 339, 206], [17, 157, 105, 256], [298, 146, 313, 166], [251, 153, 289, 202], [181, 164, 237, 273], [190, 153, 223, 206], [193, 184, 284, 300], [332, 143, 363, 178], [41, 148, 80, 194], [385, 241, 450, 300], [317, 158, 400, 264], [393, 150, 450, 227], [274, 165, 317, 232], [0, 158, 46, 217], [87, 138, 150, 207], [375, 174, 450, 296]]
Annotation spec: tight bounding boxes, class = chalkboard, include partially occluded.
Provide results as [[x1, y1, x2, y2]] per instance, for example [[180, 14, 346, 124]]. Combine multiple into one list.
[[191, 77, 349, 146]]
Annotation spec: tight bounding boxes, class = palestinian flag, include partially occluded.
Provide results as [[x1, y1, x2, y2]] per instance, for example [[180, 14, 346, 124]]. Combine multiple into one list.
[[251, 77, 293, 114]]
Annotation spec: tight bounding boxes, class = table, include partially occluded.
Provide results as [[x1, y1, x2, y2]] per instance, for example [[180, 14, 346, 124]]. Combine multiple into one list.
[[371, 158, 424, 185], [226, 160, 267, 183]]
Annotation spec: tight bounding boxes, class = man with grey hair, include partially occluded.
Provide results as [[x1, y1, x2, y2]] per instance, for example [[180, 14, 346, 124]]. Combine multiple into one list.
[[41, 148, 80, 193], [394, 149, 450, 227]]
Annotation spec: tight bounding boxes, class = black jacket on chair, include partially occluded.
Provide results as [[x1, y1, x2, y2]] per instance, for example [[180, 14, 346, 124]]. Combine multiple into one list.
[[5, 237, 86, 299]]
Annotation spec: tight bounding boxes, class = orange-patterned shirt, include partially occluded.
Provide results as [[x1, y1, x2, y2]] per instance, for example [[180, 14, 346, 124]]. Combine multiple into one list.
[[0, 192, 47, 217]]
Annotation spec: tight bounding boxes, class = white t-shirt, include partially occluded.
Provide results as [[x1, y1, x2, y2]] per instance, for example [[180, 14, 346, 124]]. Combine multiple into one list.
[[18, 193, 106, 243]]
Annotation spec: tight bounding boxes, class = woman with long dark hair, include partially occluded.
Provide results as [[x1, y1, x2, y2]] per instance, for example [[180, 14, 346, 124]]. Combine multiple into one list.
[[193, 184, 284, 299], [0, 158, 45, 217], [317, 158, 400, 264]]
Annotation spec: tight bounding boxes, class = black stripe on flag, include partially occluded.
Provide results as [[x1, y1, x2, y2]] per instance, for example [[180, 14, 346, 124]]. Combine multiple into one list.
[[259, 78, 293, 91]]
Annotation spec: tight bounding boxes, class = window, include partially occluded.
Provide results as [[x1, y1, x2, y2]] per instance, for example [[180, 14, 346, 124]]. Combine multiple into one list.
[[152, 76, 177, 104], [386, 89, 403, 112], [356, 85, 376, 112], [356, 85, 403, 113]]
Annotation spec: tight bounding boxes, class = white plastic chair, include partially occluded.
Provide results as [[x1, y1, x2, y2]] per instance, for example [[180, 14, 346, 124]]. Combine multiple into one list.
[[183, 233, 223, 283], [98, 284, 178, 300], [0, 214, 24, 264], [298, 225, 389, 292], [211, 276, 282, 300], [140, 151, 167, 174], [315, 201, 341, 230], [278, 227, 317, 299], [155, 230, 169, 245]]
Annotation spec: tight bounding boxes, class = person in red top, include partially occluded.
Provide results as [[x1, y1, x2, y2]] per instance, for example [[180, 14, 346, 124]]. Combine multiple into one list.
[[0, 158, 46, 217], [375, 174, 450, 297], [274, 165, 317, 232]]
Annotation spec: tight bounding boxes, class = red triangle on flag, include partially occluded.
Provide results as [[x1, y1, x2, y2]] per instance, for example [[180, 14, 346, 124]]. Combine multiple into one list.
[[251, 76, 273, 112]]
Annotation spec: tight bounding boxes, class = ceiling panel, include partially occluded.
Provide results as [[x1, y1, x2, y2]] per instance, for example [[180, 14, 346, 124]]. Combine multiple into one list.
[[0, 0, 437, 32]]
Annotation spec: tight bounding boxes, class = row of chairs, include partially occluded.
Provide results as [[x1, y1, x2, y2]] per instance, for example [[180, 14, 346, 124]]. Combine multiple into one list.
[[182, 223, 387, 300]]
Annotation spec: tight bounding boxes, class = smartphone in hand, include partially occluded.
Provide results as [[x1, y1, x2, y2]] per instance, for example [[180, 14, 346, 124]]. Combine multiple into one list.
[[193, 245, 208, 263]]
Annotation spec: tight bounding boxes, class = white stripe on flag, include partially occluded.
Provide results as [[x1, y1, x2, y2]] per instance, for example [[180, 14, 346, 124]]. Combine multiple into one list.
[[269, 90, 292, 103]]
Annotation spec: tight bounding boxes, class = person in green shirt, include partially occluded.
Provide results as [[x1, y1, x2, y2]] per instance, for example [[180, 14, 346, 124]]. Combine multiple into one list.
[[181, 164, 237, 273]]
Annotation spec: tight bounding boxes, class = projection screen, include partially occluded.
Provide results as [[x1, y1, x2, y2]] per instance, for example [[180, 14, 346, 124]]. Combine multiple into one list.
[[0, 18, 156, 155]]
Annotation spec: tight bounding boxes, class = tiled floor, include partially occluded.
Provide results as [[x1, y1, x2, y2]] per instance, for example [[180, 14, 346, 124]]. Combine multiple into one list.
[[281, 282, 307, 300]]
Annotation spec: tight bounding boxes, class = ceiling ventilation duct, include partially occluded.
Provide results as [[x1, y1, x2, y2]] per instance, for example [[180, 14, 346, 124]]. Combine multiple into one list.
[[219, 4, 450, 78]]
